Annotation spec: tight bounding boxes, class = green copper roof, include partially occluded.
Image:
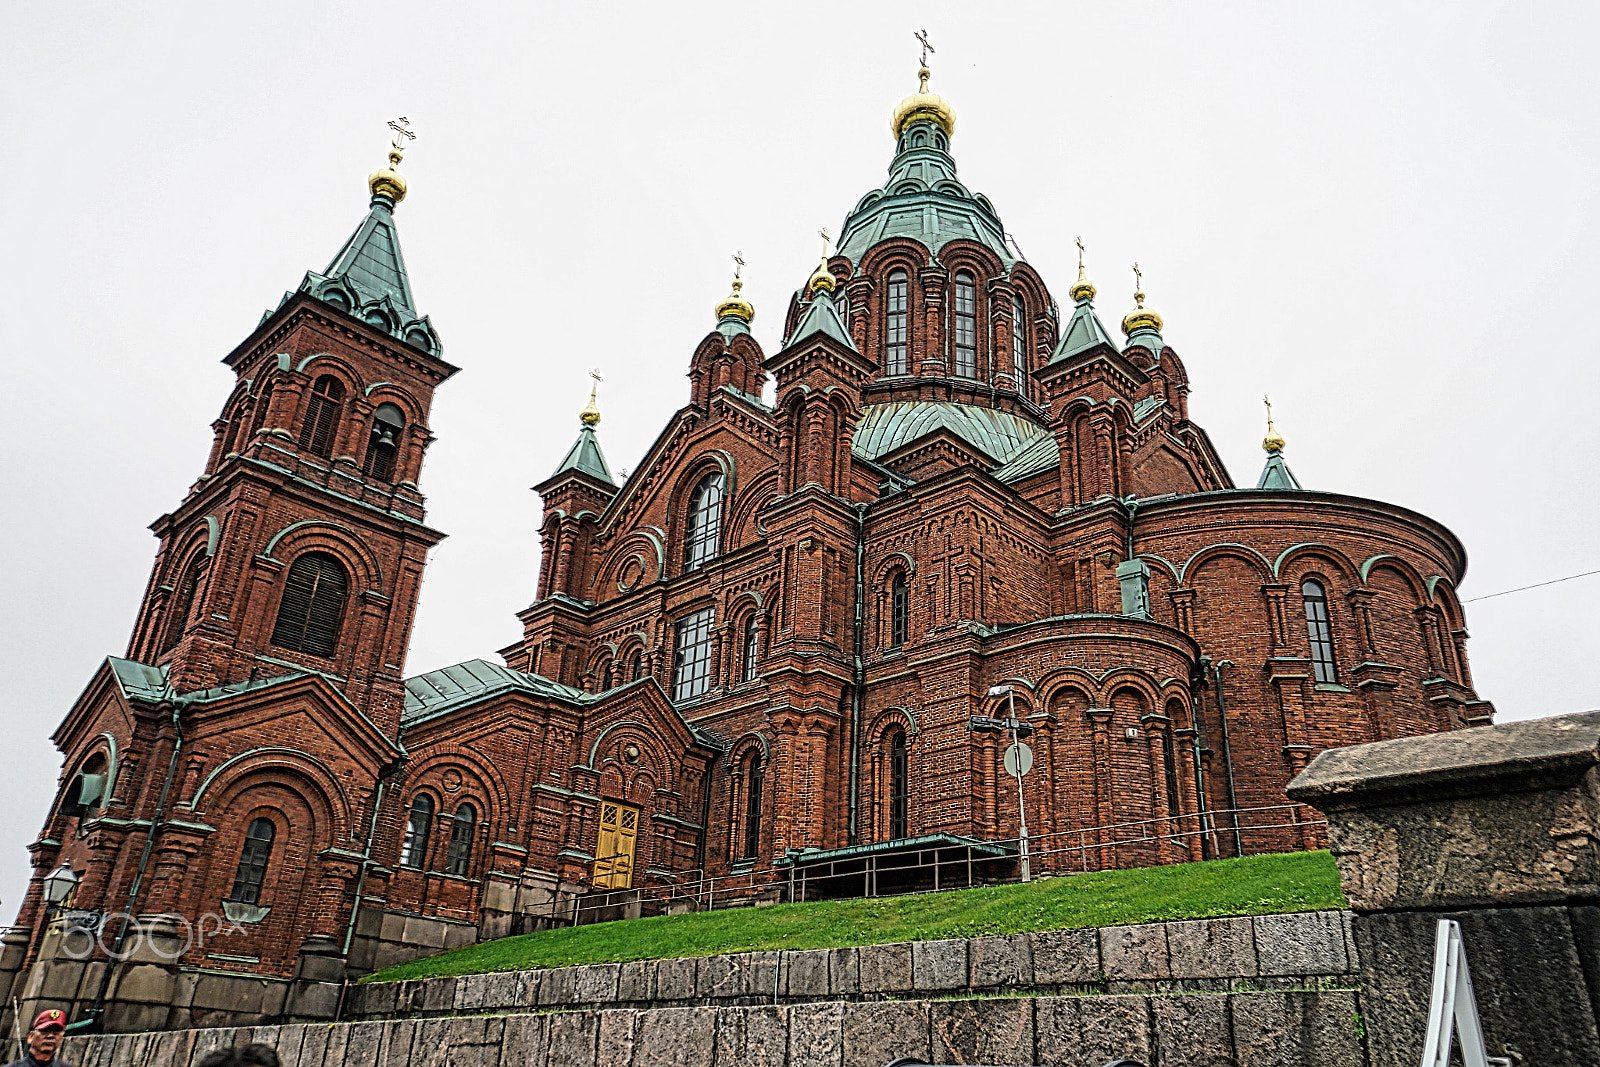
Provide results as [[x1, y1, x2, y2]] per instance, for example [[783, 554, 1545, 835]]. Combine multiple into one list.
[[292, 194, 443, 358], [1125, 322, 1165, 357], [989, 432, 1060, 483], [1051, 296, 1118, 364], [836, 119, 1014, 268], [402, 658, 591, 726], [1256, 449, 1304, 490], [853, 401, 1048, 466], [550, 424, 615, 485], [107, 657, 169, 703], [716, 314, 752, 342], [785, 290, 858, 352]]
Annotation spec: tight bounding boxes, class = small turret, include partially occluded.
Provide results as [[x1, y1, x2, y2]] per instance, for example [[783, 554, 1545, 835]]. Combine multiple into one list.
[[1256, 395, 1303, 490]]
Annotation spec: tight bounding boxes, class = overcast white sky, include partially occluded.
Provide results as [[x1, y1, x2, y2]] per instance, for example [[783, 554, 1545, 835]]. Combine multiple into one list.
[[2, 1, 1596, 916]]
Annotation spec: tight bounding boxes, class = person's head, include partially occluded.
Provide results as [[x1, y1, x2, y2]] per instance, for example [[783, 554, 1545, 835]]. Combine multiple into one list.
[[24, 1010, 65, 1060], [195, 1044, 280, 1067]]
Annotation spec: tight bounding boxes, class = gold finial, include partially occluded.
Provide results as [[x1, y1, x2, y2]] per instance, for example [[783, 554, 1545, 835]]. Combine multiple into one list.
[[1069, 235, 1097, 301], [808, 228, 836, 294], [368, 116, 415, 204], [892, 30, 956, 139], [580, 369, 603, 426], [715, 250, 755, 323], [1121, 260, 1164, 336], [1262, 395, 1286, 452]]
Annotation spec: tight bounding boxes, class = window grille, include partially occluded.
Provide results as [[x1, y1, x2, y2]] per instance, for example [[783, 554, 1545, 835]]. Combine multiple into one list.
[[672, 607, 715, 702], [1303, 580, 1339, 683], [399, 794, 433, 868], [683, 472, 725, 571], [270, 552, 348, 658], [886, 270, 909, 375], [228, 818, 275, 904], [446, 803, 476, 876], [298, 376, 345, 458], [954, 272, 977, 377]]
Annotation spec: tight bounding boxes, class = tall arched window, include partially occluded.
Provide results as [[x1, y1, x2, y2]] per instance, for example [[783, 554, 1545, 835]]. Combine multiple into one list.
[[888, 730, 909, 839], [953, 272, 977, 377], [683, 472, 725, 571], [629, 651, 644, 682], [742, 614, 761, 683], [1303, 580, 1338, 683], [399, 794, 433, 868], [601, 661, 615, 690], [886, 269, 910, 375], [672, 607, 715, 702], [298, 376, 345, 458], [270, 552, 348, 658], [446, 803, 476, 876], [890, 573, 908, 649], [161, 555, 207, 653], [742, 754, 763, 859], [1013, 294, 1029, 383], [228, 817, 275, 904], [363, 402, 406, 481]]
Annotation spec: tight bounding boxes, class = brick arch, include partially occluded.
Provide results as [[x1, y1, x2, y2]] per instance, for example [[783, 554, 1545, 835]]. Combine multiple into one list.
[[360, 383, 426, 428], [670, 453, 737, 573], [1274, 542, 1360, 585], [857, 236, 932, 278], [190, 747, 352, 830], [1180, 543, 1273, 586], [726, 469, 779, 550], [195, 785, 325, 953], [403, 749, 510, 831], [599, 530, 666, 594], [867, 706, 920, 745], [260, 519, 384, 594]]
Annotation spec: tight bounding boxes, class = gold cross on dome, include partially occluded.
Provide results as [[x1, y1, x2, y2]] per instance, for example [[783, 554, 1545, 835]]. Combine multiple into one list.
[[915, 29, 935, 67], [1076, 236, 1086, 271], [1132, 261, 1145, 307], [591, 368, 604, 386], [387, 116, 416, 154], [1263, 394, 1274, 422], [732, 251, 744, 280], [818, 228, 832, 258]]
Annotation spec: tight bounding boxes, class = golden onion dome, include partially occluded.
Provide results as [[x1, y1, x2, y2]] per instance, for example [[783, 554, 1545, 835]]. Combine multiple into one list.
[[892, 66, 956, 139], [808, 260, 837, 295], [1122, 266, 1162, 335], [715, 277, 755, 323], [580, 376, 602, 427], [1262, 397, 1285, 452], [368, 147, 408, 203]]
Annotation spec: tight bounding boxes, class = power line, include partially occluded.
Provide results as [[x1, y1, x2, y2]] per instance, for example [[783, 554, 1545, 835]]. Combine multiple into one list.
[[1465, 568, 1600, 604]]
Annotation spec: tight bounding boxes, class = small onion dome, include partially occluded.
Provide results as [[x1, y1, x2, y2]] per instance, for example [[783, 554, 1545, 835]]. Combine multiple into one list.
[[368, 148, 407, 204], [1122, 281, 1162, 335], [715, 277, 755, 323], [1263, 416, 1285, 453], [808, 260, 837, 295], [1070, 266, 1097, 303], [580, 383, 601, 427], [892, 66, 956, 139]]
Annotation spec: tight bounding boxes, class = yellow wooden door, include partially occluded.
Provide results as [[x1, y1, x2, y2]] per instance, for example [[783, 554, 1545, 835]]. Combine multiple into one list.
[[593, 801, 639, 889]]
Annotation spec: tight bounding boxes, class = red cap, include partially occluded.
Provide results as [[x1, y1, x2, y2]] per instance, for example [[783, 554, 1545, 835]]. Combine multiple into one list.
[[31, 1009, 66, 1032]]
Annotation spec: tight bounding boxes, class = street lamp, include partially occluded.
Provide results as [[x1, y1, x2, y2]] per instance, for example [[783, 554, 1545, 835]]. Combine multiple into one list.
[[981, 684, 1033, 883], [42, 863, 78, 914]]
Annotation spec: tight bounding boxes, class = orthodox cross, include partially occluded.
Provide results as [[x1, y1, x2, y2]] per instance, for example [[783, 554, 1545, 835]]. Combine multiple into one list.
[[732, 250, 744, 281], [915, 29, 935, 67], [1263, 395, 1274, 423], [818, 227, 832, 259], [1132, 261, 1145, 307], [1076, 236, 1086, 272], [387, 116, 416, 156]]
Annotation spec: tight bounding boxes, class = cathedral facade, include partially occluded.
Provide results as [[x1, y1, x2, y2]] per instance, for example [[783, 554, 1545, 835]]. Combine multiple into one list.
[[2, 69, 1492, 1033]]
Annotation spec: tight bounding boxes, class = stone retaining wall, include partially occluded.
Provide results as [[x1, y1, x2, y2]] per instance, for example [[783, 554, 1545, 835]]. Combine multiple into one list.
[[63, 989, 1365, 1066], [344, 910, 1357, 1019]]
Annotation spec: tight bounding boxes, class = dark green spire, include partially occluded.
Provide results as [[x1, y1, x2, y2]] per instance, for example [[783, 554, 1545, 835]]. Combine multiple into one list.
[[784, 278, 858, 352], [1049, 289, 1118, 363], [551, 423, 615, 485]]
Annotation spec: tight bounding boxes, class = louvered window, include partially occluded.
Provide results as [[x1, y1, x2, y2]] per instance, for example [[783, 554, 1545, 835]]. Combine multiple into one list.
[[298, 376, 345, 458], [742, 754, 763, 859], [954, 272, 977, 377], [889, 731, 909, 839], [270, 552, 348, 658], [399, 794, 433, 868], [683, 472, 724, 572], [161, 556, 207, 653], [363, 402, 405, 481], [890, 572, 908, 648], [228, 818, 275, 904], [886, 270, 909, 375], [446, 803, 476, 876], [1303, 580, 1339, 683], [742, 614, 761, 683], [672, 607, 715, 702]]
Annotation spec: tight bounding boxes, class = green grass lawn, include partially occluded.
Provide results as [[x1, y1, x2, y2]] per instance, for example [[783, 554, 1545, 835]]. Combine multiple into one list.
[[366, 850, 1343, 983]]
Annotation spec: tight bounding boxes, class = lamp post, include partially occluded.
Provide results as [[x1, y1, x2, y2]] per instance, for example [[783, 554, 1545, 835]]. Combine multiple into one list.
[[42, 863, 78, 916], [980, 684, 1033, 883]]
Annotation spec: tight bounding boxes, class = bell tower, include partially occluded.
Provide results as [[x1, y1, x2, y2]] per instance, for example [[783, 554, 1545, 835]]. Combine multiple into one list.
[[122, 120, 456, 732]]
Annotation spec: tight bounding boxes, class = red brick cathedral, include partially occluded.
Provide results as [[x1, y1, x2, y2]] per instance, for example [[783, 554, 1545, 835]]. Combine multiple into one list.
[[4, 67, 1492, 1032]]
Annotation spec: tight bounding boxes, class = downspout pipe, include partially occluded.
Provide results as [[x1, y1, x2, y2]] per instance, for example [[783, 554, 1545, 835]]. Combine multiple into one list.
[[1212, 659, 1244, 856], [77, 698, 184, 1033], [340, 757, 404, 960], [848, 502, 867, 846]]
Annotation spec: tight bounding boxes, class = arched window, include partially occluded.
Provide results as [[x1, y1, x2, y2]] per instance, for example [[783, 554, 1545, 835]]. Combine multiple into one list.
[[399, 794, 433, 868], [953, 272, 977, 377], [363, 402, 406, 481], [742, 754, 763, 859], [446, 803, 476, 876], [1013, 294, 1029, 382], [601, 660, 615, 690], [228, 817, 275, 904], [629, 651, 644, 682], [297, 376, 345, 458], [888, 730, 909, 839], [886, 269, 910, 375], [1303, 580, 1338, 683], [890, 573, 908, 648], [742, 614, 761, 683], [247, 383, 274, 443], [683, 472, 725, 571], [672, 606, 715, 702], [161, 555, 207, 653], [270, 552, 348, 658]]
